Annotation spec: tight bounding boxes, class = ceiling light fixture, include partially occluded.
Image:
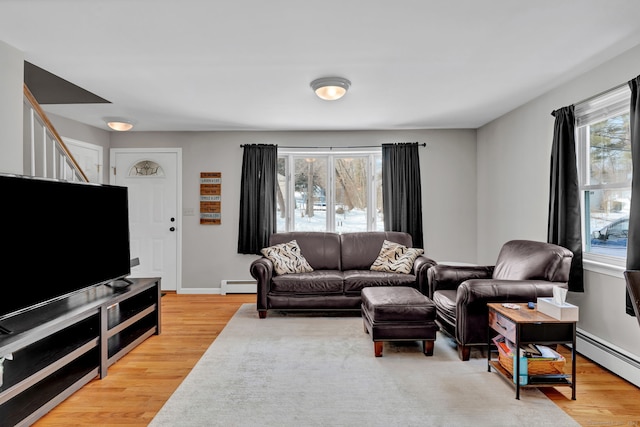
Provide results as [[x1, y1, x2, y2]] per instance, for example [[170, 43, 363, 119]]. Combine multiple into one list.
[[310, 77, 351, 101], [105, 117, 135, 131]]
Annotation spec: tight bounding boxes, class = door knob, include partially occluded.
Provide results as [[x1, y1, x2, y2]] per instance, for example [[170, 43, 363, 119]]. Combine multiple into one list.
[[170, 227, 175, 232]]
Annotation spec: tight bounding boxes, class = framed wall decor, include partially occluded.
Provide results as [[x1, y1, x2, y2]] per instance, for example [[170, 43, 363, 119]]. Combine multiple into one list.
[[200, 172, 221, 224]]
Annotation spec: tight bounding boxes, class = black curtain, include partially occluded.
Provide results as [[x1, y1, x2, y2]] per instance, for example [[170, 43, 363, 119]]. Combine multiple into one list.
[[237, 144, 277, 255], [381, 142, 424, 248], [548, 105, 584, 292], [626, 75, 640, 315]]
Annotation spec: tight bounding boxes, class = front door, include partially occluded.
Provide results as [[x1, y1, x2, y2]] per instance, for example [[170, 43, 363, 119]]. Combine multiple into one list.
[[110, 148, 181, 291]]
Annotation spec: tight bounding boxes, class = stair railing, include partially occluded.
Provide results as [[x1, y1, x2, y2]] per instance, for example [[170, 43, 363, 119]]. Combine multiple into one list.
[[22, 83, 88, 182]]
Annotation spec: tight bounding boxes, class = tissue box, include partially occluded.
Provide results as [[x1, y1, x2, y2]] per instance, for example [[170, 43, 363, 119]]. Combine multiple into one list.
[[537, 297, 579, 321]]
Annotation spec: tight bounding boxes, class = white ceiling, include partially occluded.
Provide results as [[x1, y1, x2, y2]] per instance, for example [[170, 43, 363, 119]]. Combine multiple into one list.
[[3, 0, 640, 132]]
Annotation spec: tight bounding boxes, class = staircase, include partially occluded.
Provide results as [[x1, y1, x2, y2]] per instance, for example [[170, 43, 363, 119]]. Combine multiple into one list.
[[22, 83, 88, 182]]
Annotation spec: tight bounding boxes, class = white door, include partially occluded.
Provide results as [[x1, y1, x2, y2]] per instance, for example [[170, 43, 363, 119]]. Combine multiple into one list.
[[110, 148, 181, 291], [63, 137, 103, 183]]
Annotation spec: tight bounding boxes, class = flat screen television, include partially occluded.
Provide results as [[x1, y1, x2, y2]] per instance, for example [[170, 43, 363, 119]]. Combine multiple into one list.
[[0, 173, 131, 321]]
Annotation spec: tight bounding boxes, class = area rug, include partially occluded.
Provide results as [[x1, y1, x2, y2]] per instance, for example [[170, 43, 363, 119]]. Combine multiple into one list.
[[150, 304, 579, 427]]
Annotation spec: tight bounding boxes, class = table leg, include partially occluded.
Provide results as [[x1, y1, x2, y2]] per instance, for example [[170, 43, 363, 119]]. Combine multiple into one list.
[[515, 325, 520, 400]]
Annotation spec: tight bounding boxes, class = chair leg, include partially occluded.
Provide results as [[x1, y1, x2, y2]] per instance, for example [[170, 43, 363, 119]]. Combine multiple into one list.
[[458, 345, 471, 361], [374, 341, 383, 357], [423, 340, 434, 356]]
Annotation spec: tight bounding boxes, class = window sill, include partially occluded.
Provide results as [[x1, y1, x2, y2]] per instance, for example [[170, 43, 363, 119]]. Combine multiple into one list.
[[583, 257, 625, 278]]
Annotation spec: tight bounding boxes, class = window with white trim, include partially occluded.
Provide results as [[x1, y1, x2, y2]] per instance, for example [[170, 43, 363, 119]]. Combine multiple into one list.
[[277, 149, 383, 233], [576, 86, 631, 266]]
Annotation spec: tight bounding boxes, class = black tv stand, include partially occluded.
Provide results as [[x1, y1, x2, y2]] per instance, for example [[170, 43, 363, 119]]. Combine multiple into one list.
[[0, 277, 161, 426]]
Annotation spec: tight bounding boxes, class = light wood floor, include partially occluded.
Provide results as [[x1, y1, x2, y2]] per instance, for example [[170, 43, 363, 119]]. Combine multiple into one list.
[[33, 293, 640, 427]]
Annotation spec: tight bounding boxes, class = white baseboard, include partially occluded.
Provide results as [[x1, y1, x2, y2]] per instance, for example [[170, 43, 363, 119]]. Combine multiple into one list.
[[177, 288, 221, 295], [175, 280, 257, 295], [576, 328, 640, 388], [221, 279, 257, 295]]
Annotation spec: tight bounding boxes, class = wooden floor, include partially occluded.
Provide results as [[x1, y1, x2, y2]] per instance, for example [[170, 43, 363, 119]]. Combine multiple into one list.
[[33, 293, 640, 427]]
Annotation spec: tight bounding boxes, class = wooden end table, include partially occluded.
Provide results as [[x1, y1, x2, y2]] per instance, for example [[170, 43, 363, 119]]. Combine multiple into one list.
[[487, 302, 576, 400]]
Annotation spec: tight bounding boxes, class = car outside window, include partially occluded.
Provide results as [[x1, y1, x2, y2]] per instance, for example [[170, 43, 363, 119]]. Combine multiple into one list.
[[590, 217, 629, 257]]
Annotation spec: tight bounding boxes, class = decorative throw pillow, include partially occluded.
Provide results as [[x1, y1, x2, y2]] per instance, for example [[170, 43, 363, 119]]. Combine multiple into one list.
[[261, 240, 314, 275], [370, 240, 424, 274]]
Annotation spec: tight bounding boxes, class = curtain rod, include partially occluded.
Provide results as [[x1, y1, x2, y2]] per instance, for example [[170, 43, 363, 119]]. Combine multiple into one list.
[[240, 142, 427, 149], [573, 81, 629, 107]]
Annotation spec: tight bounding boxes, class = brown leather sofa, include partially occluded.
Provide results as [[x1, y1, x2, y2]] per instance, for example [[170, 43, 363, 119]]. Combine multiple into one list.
[[427, 240, 573, 361], [250, 231, 437, 318]]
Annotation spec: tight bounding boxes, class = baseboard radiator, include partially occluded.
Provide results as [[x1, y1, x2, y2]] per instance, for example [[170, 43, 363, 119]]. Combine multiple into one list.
[[576, 329, 640, 388], [220, 279, 257, 295]]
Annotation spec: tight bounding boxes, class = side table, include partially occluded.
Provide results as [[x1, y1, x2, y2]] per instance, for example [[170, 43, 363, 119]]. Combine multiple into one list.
[[487, 302, 576, 400]]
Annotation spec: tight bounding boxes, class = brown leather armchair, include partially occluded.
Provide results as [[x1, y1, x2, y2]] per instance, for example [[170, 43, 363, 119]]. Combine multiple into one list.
[[427, 240, 573, 361]]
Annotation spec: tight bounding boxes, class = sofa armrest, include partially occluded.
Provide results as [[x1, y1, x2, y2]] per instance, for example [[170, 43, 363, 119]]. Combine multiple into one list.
[[426, 264, 494, 298], [413, 255, 438, 295], [455, 280, 567, 346], [249, 257, 274, 316]]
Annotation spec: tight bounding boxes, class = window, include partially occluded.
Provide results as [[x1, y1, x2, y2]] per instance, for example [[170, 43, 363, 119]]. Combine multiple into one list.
[[277, 149, 383, 233], [576, 86, 631, 264]]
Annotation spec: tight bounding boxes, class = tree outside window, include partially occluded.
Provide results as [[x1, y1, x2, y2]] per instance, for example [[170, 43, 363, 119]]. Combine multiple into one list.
[[276, 150, 382, 233]]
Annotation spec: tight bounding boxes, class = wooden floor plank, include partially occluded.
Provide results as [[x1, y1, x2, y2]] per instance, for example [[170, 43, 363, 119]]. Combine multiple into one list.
[[32, 293, 640, 426]]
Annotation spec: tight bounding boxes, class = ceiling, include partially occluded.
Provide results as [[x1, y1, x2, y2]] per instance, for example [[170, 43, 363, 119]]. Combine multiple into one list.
[[3, 0, 640, 132]]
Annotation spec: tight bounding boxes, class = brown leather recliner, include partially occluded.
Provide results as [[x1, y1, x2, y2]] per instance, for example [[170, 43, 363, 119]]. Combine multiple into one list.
[[427, 240, 573, 361]]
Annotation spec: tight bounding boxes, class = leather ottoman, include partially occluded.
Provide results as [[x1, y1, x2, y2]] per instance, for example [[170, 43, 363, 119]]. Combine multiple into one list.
[[361, 286, 438, 357]]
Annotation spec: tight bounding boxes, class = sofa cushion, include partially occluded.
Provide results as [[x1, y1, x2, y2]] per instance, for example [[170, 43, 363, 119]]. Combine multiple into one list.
[[270, 232, 341, 270], [343, 270, 417, 294], [271, 270, 344, 294], [261, 240, 314, 275], [432, 289, 457, 327], [370, 240, 424, 274], [340, 231, 414, 270]]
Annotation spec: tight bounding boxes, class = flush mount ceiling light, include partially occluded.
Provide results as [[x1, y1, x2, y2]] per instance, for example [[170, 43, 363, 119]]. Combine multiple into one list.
[[105, 117, 135, 131], [310, 77, 351, 101]]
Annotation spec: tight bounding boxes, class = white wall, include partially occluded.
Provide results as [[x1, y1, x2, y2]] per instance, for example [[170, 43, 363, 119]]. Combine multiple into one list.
[[47, 113, 112, 183], [0, 41, 23, 175], [106, 129, 477, 292], [477, 43, 640, 384], [478, 44, 640, 262]]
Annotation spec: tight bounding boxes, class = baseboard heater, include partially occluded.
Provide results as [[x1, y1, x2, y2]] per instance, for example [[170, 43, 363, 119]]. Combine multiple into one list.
[[220, 279, 257, 295], [576, 329, 640, 388]]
